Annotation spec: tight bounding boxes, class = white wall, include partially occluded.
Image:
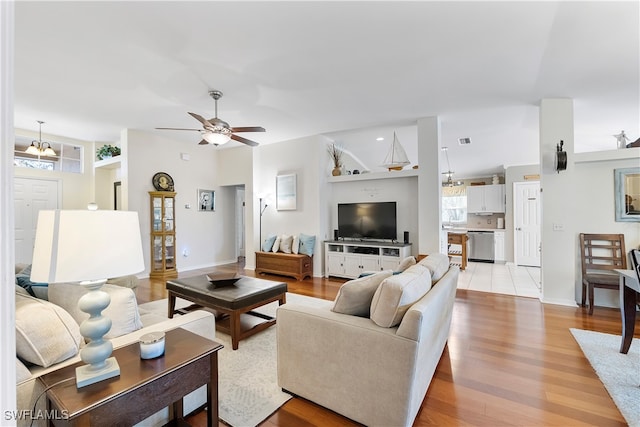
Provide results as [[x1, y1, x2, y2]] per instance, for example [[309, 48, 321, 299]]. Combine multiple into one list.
[[329, 177, 419, 253], [255, 135, 329, 275], [126, 129, 236, 275], [216, 145, 255, 267], [1, 0, 16, 419], [540, 98, 577, 306], [572, 150, 640, 308], [14, 129, 94, 209]]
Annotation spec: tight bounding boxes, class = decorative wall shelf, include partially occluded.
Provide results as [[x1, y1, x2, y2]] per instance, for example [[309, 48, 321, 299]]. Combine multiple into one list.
[[574, 147, 639, 164], [94, 156, 122, 170], [328, 169, 418, 183]]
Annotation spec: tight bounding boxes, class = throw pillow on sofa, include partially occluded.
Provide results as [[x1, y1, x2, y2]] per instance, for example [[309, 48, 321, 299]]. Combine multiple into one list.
[[397, 256, 417, 272], [15, 292, 83, 368], [48, 282, 143, 340], [370, 264, 433, 328], [15, 264, 48, 299], [418, 253, 450, 282], [332, 270, 394, 317]]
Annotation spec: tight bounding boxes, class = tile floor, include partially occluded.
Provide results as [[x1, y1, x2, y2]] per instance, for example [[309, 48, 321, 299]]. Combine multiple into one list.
[[453, 261, 541, 298]]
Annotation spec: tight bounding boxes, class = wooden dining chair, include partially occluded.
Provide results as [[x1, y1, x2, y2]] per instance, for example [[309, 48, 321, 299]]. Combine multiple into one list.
[[579, 233, 627, 315]]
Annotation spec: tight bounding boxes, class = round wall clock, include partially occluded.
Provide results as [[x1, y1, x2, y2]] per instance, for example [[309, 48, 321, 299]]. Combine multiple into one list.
[[555, 141, 567, 173], [152, 172, 174, 191]]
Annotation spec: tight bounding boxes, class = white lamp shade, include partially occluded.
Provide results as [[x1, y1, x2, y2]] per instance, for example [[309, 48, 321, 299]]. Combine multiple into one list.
[[31, 210, 145, 283], [203, 132, 231, 145], [25, 144, 40, 155]]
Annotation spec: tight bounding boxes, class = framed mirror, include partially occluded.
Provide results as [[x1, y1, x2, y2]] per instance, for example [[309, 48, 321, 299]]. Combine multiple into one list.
[[614, 167, 640, 222]]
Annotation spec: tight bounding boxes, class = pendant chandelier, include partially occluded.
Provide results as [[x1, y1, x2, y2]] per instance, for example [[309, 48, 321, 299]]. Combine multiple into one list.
[[441, 147, 462, 187], [25, 121, 56, 156]]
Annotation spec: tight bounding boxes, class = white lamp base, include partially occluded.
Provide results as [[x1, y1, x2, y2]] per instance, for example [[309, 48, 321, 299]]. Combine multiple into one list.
[[76, 357, 120, 388]]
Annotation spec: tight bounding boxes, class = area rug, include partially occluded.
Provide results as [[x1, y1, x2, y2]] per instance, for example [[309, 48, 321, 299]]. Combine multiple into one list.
[[570, 328, 640, 427], [139, 292, 328, 426]]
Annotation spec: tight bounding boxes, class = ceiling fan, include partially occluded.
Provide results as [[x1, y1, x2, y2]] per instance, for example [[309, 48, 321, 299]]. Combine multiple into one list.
[[156, 90, 265, 147]]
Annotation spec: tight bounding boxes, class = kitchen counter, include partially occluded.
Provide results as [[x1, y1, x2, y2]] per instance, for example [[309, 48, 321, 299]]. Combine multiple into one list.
[[443, 227, 504, 232]]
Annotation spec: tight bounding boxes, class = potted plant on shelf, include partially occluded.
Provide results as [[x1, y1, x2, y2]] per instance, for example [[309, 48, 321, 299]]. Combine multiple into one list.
[[96, 144, 121, 160], [327, 143, 343, 176]]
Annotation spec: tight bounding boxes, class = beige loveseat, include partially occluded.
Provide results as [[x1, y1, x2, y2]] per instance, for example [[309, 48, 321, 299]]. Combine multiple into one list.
[[277, 253, 458, 427], [15, 279, 215, 427]]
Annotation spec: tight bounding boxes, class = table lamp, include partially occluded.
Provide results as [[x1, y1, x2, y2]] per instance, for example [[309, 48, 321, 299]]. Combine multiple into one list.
[[30, 209, 145, 388]]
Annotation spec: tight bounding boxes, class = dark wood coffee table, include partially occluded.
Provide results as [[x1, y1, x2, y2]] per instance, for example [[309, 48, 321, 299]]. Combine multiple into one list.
[[39, 328, 223, 427], [166, 275, 287, 350]]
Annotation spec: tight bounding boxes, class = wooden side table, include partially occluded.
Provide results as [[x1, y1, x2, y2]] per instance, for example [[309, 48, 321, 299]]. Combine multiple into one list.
[[39, 328, 223, 426]]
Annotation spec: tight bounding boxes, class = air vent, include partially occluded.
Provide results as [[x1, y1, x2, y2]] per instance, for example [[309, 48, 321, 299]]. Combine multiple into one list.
[[458, 137, 471, 145]]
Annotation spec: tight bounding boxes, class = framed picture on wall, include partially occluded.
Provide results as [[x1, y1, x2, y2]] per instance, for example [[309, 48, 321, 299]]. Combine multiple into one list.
[[197, 189, 215, 212], [276, 174, 297, 210]]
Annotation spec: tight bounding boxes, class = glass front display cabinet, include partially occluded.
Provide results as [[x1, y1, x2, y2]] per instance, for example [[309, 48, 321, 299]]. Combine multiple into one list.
[[149, 191, 178, 279]]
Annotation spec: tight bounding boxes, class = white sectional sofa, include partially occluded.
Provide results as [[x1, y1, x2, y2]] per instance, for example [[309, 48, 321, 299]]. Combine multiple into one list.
[[277, 253, 458, 427], [15, 279, 215, 427]]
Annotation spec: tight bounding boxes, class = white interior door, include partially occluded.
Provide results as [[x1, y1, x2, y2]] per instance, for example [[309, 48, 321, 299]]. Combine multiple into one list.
[[514, 181, 541, 267], [14, 177, 60, 264]]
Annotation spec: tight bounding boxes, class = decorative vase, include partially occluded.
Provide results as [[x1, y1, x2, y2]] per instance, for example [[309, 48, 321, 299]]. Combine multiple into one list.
[[332, 167, 341, 176]]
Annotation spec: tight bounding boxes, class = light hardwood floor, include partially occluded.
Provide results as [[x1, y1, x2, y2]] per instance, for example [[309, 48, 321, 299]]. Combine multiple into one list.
[[136, 263, 638, 427]]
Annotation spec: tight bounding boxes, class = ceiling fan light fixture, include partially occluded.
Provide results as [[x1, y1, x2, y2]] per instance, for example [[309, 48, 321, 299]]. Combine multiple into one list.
[[202, 131, 231, 145]]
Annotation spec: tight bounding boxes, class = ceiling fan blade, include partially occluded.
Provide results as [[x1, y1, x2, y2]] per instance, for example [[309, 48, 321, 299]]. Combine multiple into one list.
[[188, 112, 213, 127], [231, 134, 259, 147], [156, 127, 201, 131], [231, 126, 266, 133]]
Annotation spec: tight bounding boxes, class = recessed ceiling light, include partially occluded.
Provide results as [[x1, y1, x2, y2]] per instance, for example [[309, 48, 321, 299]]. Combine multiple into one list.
[[376, 137, 384, 141]]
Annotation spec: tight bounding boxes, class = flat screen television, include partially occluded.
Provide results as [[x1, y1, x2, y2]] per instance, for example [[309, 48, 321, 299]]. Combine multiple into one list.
[[338, 202, 397, 241]]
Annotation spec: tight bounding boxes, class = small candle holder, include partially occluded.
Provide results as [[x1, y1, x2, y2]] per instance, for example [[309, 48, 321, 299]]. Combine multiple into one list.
[[139, 331, 165, 359]]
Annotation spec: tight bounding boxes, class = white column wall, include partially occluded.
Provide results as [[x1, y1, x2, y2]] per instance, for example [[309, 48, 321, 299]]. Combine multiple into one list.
[[539, 98, 577, 306], [417, 117, 442, 255]]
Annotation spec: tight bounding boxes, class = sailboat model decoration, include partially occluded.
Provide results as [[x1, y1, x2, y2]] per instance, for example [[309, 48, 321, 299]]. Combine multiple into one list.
[[381, 132, 410, 171]]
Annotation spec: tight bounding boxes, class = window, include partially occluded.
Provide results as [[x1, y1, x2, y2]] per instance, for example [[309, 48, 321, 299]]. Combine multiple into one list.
[[14, 136, 83, 173], [442, 186, 467, 225]]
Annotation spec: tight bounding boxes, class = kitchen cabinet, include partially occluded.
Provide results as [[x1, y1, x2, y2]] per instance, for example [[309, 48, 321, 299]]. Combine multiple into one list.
[[494, 230, 505, 262], [149, 191, 178, 280], [467, 184, 505, 213]]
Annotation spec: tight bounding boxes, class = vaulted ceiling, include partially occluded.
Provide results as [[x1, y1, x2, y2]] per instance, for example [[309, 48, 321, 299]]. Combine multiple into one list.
[[13, 1, 639, 178]]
